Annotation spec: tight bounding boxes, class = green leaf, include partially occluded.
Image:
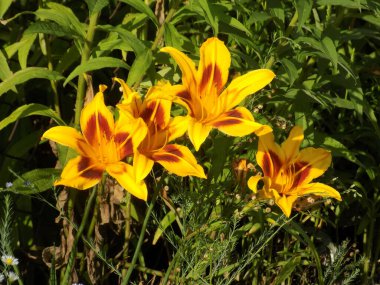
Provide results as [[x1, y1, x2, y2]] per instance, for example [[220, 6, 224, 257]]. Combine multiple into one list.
[[85, 0, 110, 15], [126, 50, 152, 86], [119, 0, 158, 26], [0, 0, 12, 19], [321, 36, 338, 70], [18, 34, 37, 69], [64, 57, 129, 86], [274, 256, 302, 285], [0, 67, 63, 97], [98, 25, 146, 55], [0, 50, 13, 81], [0, 104, 65, 132], [152, 211, 176, 245], [25, 21, 76, 38], [194, 0, 219, 34], [7, 168, 61, 194], [316, 0, 366, 9], [280, 58, 298, 86], [295, 0, 313, 31], [35, 3, 86, 39]]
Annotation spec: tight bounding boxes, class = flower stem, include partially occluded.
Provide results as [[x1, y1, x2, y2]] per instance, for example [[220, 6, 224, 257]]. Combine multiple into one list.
[[74, 12, 99, 129], [132, 0, 179, 89], [61, 187, 98, 285], [121, 184, 161, 284]]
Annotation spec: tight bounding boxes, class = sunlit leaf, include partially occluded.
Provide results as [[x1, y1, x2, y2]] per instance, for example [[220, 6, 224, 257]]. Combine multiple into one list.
[[0, 104, 65, 131], [64, 57, 130, 86], [0, 67, 63, 97], [85, 0, 110, 15], [119, 0, 158, 26], [6, 168, 61, 194]]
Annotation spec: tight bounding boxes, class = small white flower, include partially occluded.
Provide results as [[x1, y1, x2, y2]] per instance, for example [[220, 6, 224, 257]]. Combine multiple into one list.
[[1, 255, 19, 266], [7, 271, 19, 282], [0, 273, 4, 282]]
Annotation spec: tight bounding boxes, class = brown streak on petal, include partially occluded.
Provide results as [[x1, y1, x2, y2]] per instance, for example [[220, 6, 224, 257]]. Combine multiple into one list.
[[269, 150, 282, 177], [77, 157, 103, 179], [140, 102, 156, 123], [292, 161, 310, 188], [98, 113, 113, 140], [114, 132, 133, 159], [213, 118, 241, 127], [155, 103, 165, 129], [84, 115, 97, 145], [225, 109, 244, 118], [177, 90, 191, 101], [262, 152, 272, 177], [154, 153, 180, 163]]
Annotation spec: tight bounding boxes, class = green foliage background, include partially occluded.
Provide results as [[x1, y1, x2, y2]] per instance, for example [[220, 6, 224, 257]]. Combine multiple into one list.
[[0, 0, 379, 284]]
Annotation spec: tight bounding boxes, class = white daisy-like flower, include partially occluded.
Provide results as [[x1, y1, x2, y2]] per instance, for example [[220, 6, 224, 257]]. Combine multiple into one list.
[[1, 255, 19, 266], [7, 271, 19, 282], [0, 273, 4, 282]]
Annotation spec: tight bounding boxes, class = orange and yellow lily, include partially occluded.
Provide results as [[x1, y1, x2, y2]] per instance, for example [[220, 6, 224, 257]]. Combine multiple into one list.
[[160, 37, 275, 151], [42, 86, 149, 200], [247, 126, 341, 217], [115, 78, 206, 180]]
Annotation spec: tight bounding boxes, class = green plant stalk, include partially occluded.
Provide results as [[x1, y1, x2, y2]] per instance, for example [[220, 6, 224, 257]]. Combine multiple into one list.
[[121, 185, 161, 284], [162, 249, 179, 284], [79, 176, 104, 274], [61, 186, 98, 285], [121, 192, 132, 278], [44, 35, 61, 117], [74, 12, 99, 129], [132, 0, 179, 89]]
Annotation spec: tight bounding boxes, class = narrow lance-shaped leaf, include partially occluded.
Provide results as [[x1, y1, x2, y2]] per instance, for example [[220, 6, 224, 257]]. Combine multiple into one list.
[[126, 50, 152, 86], [0, 104, 66, 131], [119, 0, 158, 27], [64, 57, 130, 86], [295, 0, 313, 31], [85, 0, 110, 15], [0, 0, 12, 19], [0, 67, 63, 97], [5, 168, 62, 195]]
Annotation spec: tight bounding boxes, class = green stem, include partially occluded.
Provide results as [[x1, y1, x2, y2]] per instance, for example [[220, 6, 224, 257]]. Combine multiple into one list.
[[79, 177, 104, 274], [162, 250, 179, 284], [45, 35, 61, 117], [61, 187, 98, 285], [132, 0, 179, 89], [122, 192, 132, 278], [121, 185, 160, 284], [74, 12, 99, 129]]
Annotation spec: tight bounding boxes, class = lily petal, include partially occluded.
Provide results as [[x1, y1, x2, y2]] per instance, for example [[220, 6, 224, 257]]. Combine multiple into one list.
[[151, 144, 206, 178], [115, 113, 147, 157], [198, 37, 230, 95], [275, 194, 298, 217], [106, 161, 148, 201], [160, 47, 198, 96], [42, 126, 94, 157], [256, 132, 285, 178], [54, 156, 104, 190], [292, 182, 341, 201], [219, 69, 275, 112], [293, 147, 332, 186], [167, 116, 189, 142], [281, 125, 304, 162], [187, 119, 213, 151], [80, 92, 115, 148], [210, 107, 272, 137], [247, 175, 262, 193], [133, 151, 154, 181]]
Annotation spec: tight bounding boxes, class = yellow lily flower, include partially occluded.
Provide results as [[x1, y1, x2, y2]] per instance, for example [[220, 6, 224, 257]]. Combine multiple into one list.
[[160, 37, 275, 151], [115, 78, 206, 180], [42, 86, 149, 200], [247, 126, 341, 217]]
